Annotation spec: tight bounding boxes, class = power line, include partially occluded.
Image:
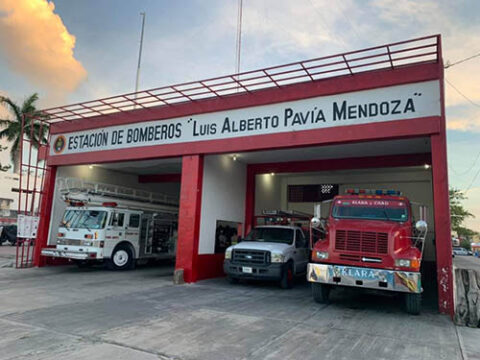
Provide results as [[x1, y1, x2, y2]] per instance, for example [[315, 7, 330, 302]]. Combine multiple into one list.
[[464, 166, 480, 194], [444, 51, 480, 69], [456, 150, 480, 177], [445, 79, 480, 108]]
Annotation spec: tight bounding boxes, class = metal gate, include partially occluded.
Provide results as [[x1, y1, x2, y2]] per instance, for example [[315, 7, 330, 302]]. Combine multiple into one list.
[[15, 114, 50, 268]]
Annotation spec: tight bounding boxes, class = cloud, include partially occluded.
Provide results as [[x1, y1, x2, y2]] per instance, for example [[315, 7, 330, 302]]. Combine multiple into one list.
[[0, 0, 87, 98], [446, 106, 480, 132]]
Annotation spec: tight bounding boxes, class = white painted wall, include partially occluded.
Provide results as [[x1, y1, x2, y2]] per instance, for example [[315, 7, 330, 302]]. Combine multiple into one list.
[[47, 165, 180, 245], [198, 155, 246, 254], [255, 167, 436, 260]]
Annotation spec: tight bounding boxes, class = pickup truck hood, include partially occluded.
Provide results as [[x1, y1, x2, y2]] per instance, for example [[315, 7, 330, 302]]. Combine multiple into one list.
[[232, 241, 290, 253]]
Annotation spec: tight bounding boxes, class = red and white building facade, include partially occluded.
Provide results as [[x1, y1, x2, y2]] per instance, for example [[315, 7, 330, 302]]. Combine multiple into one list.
[[22, 35, 453, 315]]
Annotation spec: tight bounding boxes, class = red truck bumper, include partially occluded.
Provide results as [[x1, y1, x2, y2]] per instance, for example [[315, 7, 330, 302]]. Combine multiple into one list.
[[307, 263, 422, 293]]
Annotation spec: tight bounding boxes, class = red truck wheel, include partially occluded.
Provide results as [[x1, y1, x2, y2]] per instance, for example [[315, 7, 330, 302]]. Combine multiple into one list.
[[405, 293, 421, 315], [312, 283, 330, 304]]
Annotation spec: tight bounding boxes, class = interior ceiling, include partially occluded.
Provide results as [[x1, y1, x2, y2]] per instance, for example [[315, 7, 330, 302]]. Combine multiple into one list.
[[236, 137, 430, 164], [96, 157, 182, 175], [95, 137, 430, 175]]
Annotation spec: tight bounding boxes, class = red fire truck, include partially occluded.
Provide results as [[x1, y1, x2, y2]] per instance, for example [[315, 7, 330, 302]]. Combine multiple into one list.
[[307, 189, 428, 314]]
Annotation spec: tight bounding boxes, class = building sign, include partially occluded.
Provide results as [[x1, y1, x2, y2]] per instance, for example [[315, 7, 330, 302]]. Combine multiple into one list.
[[50, 80, 441, 156]]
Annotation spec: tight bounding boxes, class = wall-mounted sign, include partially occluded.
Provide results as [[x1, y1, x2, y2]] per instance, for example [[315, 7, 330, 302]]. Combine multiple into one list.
[[17, 215, 39, 239], [50, 80, 441, 156]]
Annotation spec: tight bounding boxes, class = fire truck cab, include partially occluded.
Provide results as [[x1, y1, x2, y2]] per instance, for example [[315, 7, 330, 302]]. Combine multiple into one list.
[[307, 189, 427, 314]]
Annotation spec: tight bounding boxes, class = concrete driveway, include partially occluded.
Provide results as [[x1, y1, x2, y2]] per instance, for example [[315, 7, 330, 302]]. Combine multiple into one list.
[[0, 264, 478, 360]]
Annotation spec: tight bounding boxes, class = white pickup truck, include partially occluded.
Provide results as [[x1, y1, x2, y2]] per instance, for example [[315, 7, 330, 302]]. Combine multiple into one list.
[[223, 224, 309, 288]]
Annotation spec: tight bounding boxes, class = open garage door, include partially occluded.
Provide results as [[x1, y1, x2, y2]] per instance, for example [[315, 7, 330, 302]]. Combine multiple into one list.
[[39, 158, 181, 270]]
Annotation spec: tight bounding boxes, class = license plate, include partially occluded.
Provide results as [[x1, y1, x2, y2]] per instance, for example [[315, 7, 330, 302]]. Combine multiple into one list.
[[242, 266, 253, 274], [332, 266, 379, 280]]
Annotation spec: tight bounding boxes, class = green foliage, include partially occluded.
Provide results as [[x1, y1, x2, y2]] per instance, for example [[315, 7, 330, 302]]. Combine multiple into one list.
[[460, 238, 471, 251], [0, 93, 49, 173], [449, 188, 475, 233]]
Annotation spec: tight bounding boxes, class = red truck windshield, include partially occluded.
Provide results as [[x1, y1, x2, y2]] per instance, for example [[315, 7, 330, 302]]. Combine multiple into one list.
[[332, 199, 408, 222]]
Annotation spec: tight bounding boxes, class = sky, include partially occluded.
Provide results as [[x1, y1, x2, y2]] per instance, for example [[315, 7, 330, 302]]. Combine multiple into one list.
[[0, 0, 479, 231]]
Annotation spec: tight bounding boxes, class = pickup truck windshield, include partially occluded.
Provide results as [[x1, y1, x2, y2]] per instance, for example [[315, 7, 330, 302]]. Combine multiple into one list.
[[245, 228, 294, 245], [332, 199, 408, 222], [62, 210, 108, 229]]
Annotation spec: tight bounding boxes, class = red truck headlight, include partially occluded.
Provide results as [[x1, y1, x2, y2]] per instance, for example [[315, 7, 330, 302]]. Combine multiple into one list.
[[395, 259, 420, 270], [314, 251, 329, 260]]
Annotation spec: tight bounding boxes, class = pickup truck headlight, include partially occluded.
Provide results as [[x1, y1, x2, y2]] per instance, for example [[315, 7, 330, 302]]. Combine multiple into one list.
[[83, 240, 93, 246], [225, 249, 232, 260], [315, 251, 329, 260], [271, 253, 285, 263]]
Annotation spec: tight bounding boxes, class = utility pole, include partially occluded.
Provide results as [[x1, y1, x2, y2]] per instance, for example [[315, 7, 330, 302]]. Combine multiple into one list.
[[134, 12, 146, 106], [235, 0, 243, 76]]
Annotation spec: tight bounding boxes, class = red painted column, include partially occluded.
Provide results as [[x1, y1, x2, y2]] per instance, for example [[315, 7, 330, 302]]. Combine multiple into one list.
[[33, 165, 57, 267], [431, 40, 454, 316], [244, 166, 256, 236], [431, 133, 453, 316], [175, 155, 204, 283]]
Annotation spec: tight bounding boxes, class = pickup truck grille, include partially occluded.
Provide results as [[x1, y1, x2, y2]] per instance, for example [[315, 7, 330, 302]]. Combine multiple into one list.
[[335, 230, 388, 255], [232, 249, 268, 265]]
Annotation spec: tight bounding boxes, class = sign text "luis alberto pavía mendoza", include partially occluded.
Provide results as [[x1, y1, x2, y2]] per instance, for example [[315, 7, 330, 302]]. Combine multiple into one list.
[[51, 80, 440, 156]]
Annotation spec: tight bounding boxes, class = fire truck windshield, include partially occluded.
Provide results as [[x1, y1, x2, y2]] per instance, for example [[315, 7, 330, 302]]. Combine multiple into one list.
[[245, 227, 294, 244], [62, 210, 108, 230], [332, 199, 408, 222]]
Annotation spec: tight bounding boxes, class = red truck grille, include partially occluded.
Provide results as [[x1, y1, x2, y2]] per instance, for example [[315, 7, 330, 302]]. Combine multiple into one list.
[[335, 230, 388, 254]]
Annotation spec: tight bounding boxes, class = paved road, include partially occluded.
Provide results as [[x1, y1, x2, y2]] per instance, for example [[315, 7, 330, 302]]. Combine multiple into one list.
[[0, 264, 478, 360], [0, 244, 15, 268], [454, 255, 480, 270]]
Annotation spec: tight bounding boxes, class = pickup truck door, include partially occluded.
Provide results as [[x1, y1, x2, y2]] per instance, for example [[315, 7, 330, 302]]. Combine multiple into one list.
[[293, 229, 309, 274]]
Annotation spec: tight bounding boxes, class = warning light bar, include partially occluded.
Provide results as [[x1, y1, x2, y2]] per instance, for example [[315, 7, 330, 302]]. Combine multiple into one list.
[[102, 202, 118, 207], [346, 189, 402, 196]]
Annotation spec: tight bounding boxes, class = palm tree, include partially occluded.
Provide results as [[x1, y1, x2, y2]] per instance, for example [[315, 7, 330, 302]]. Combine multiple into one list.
[[0, 93, 48, 174]]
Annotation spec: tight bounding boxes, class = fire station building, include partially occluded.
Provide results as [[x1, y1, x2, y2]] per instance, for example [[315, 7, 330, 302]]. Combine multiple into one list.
[[22, 35, 453, 315]]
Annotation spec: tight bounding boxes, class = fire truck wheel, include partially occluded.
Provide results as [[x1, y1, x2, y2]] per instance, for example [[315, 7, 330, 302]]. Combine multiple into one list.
[[280, 262, 294, 289], [312, 283, 330, 304], [405, 293, 421, 315], [109, 244, 135, 271]]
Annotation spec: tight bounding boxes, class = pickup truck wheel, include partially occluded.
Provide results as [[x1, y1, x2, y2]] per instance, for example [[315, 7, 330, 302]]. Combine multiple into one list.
[[108, 244, 135, 271], [312, 283, 330, 304], [280, 262, 294, 289], [405, 293, 421, 315], [226, 275, 239, 284]]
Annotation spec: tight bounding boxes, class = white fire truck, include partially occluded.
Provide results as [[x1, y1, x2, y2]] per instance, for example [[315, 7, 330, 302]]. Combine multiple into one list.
[[41, 178, 178, 270]]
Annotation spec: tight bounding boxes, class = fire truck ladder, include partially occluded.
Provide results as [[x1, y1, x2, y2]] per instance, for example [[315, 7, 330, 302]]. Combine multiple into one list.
[[58, 177, 179, 211]]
